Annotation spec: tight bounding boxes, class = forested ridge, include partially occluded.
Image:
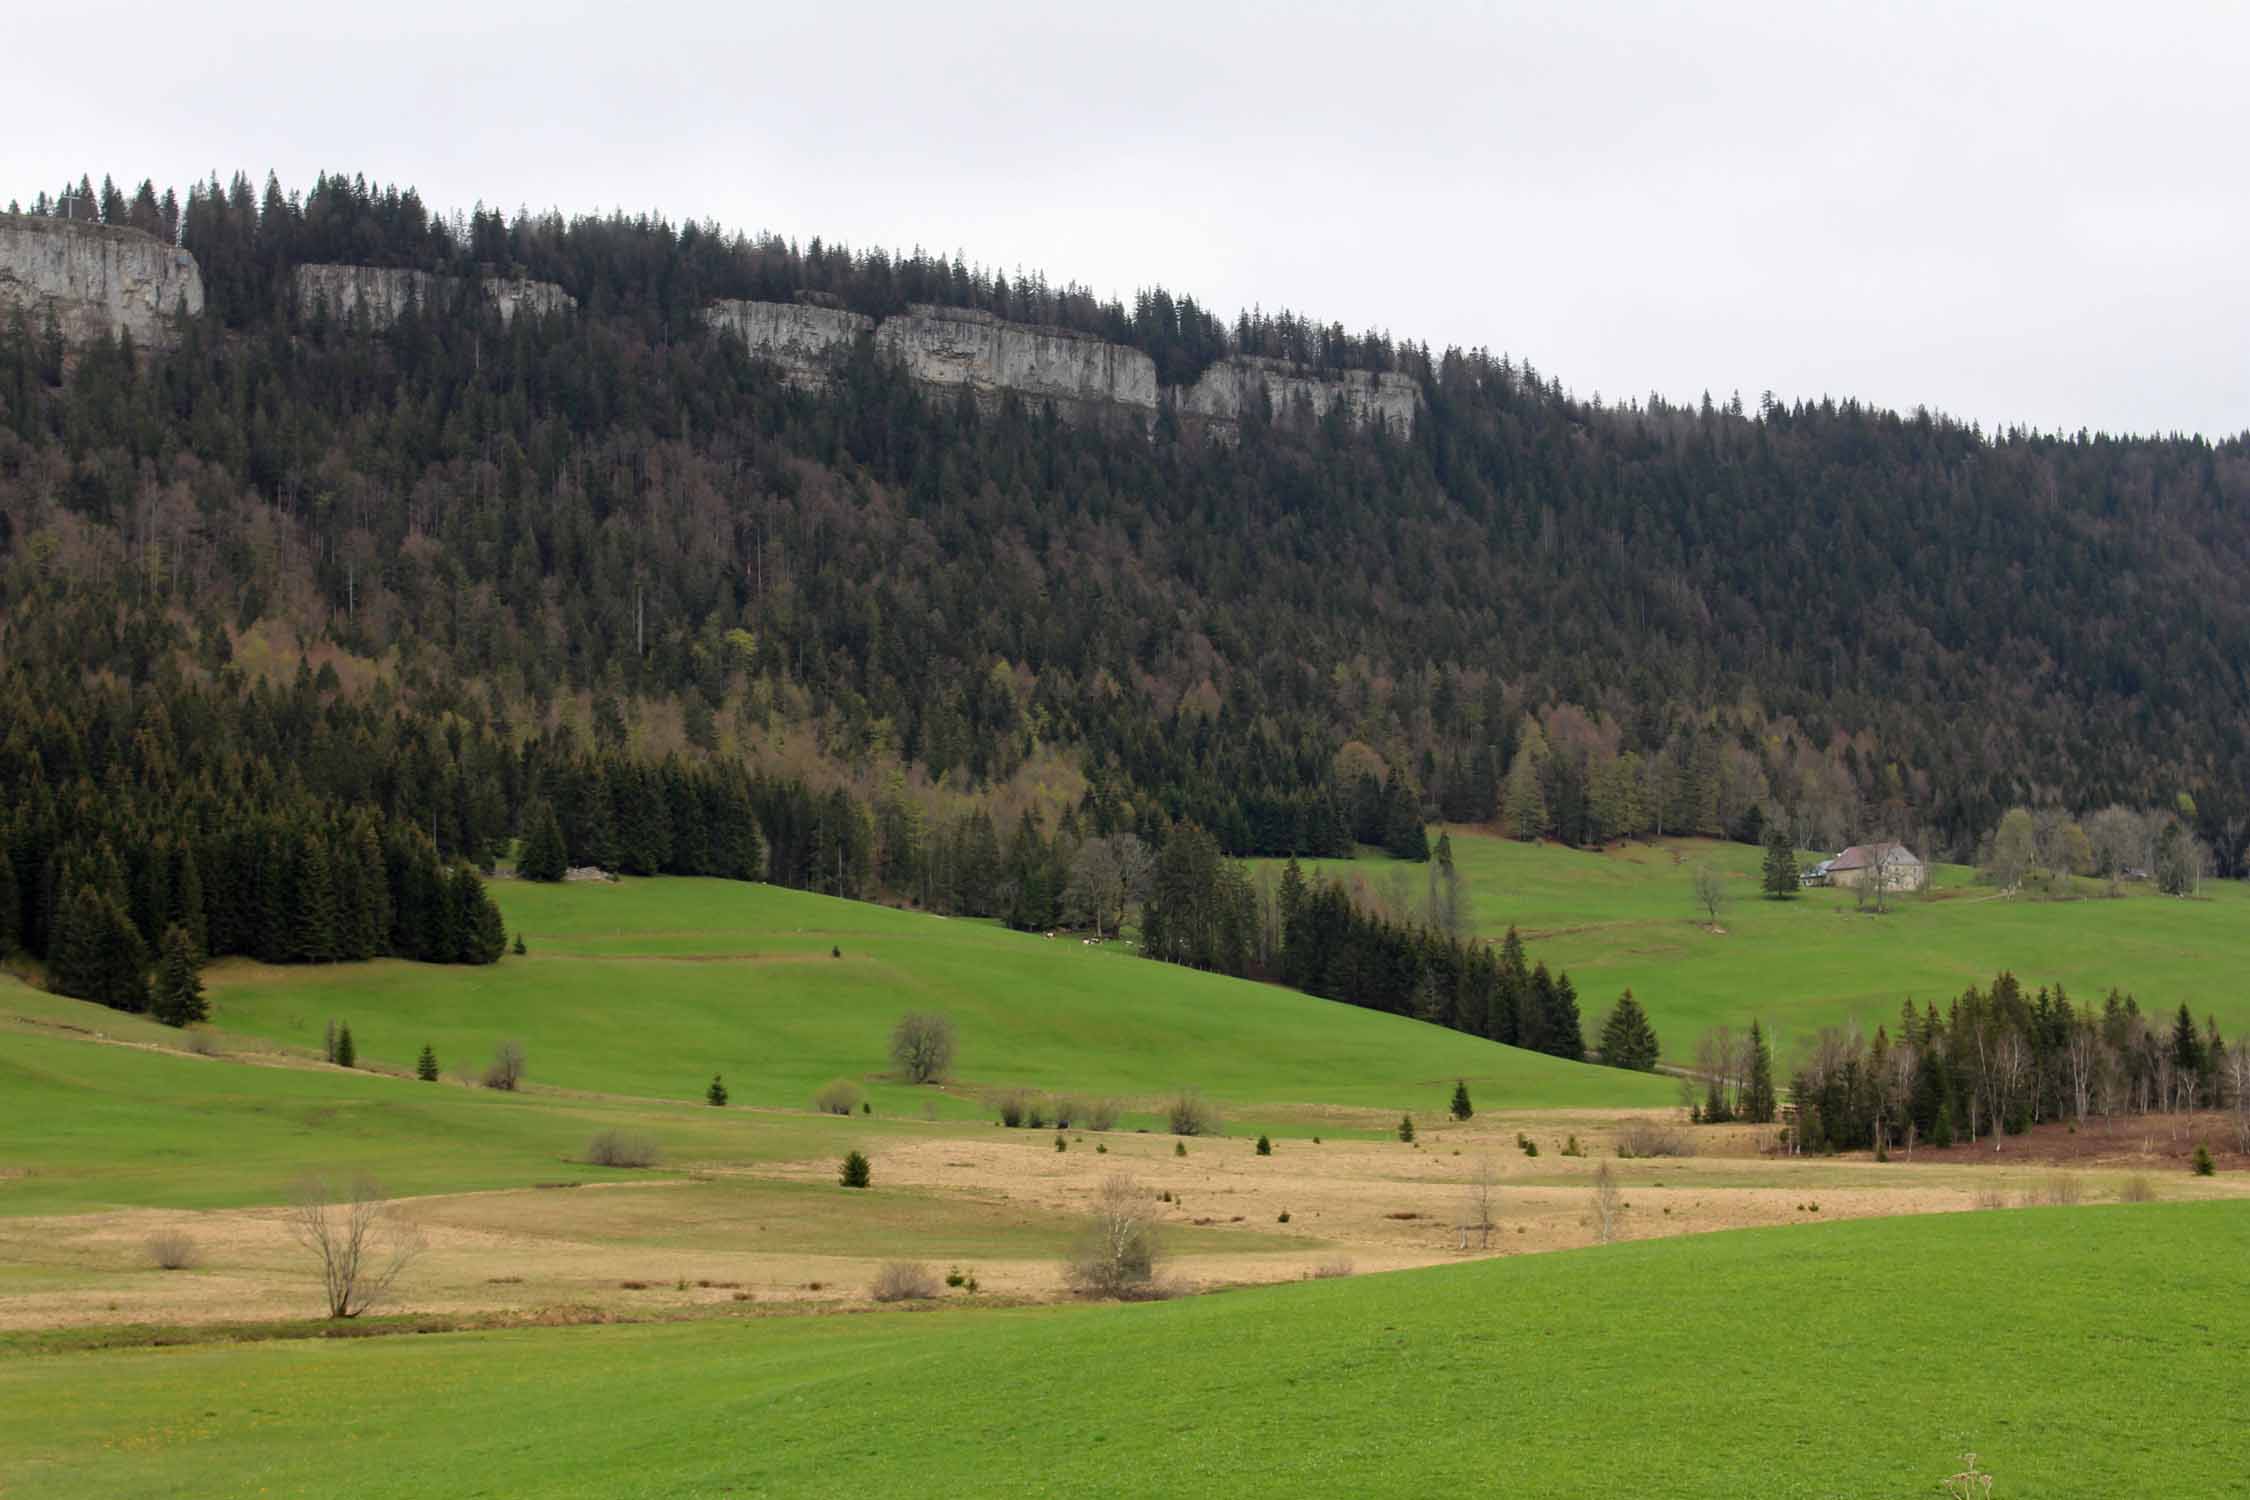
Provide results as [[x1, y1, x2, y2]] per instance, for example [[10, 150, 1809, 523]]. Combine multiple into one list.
[[5, 169, 2250, 1004]]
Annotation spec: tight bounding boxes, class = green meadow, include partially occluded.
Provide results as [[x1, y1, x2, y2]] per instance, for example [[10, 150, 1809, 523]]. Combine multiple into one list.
[[1291, 832, 2250, 1063], [197, 877, 1673, 1119], [5, 1200, 2239, 1498]]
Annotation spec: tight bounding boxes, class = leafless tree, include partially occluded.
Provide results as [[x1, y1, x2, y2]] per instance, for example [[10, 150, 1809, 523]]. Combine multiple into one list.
[[481, 1040, 525, 1091], [1590, 1160, 1623, 1244], [2063, 1018, 2101, 1125], [1462, 1156, 1499, 1250], [1064, 837, 1125, 938], [889, 1011, 955, 1084], [1690, 862, 1725, 926], [1064, 1173, 1164, 1298], [288, 1174, 424, 1319]]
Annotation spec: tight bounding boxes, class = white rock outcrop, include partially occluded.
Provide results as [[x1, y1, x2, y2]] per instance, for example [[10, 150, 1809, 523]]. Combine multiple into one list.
[[704, 299, 875, 386], [293, 264, 576, 327], [875, 305, 1159, 423], [701, 297, 1420, 436], [0, 216, 204, 348], [1182, 356, 1422, 436]]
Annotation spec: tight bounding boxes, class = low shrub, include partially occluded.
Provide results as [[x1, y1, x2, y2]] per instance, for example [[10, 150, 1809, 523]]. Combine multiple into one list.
[[2119, 1174, 2158, 1202], [1051, 1096, 1081, 1130], [1054, 1133, 1068, 1152], [1174, 1141, 1187, 1157], [2035, 1174, 2084, 1206], [1973, 1186, 2010, 1211], [1521, 1137, 1540, 1158], [1166, 1089, 1220, 1137], [482, 1040, 526, 1091], [182, 1031, 221, 1057], [1276, 1209, 1290, 1223], [586, 1130, 660, 1168], [1615, 1119, 1693, 1159], [1561, 1134, 1584, 1157], [1307, 1257, 1354, 1279], [993, 1088, 1035, 1128], [814, 1079, 865, 1116], [1081, 1098, 1121, 1132], [146, 1232, 200, 1270], [870, 1261, 941, 1302]]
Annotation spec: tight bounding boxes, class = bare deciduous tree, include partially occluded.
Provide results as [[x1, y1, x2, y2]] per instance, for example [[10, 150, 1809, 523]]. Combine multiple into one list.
[[1064, 1173, 1164, 1299], [1690, 862, 1725, 926], [481, 1040, 525, 1091], [1461, 1155, 1500, 1250], [288, 1174, 424, 1319], [889, 1011, 955, 1084], [1590, 1160, 1623, 1244]]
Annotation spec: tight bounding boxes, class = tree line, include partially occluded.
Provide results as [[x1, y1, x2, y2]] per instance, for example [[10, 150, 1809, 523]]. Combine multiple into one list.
[[1699, 977, 2250, 1153]]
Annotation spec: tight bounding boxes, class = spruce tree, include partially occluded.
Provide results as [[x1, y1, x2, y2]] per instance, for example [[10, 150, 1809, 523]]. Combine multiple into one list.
[[334, 1022, 356, 1069], [1449, 1079, 1474, 1120], [839, 1150, 872, 1188], [416, 1044, 440, 1081], [518, 799, 569, 882], [706, 1073, 729, 1107], [1761, 821, 1799, 899], [1597, 991, 1661, 1071], [1742, 1020, 1777, 1124], [1397, 1113, 1416, 1143], [149, 924, 208, 1027]]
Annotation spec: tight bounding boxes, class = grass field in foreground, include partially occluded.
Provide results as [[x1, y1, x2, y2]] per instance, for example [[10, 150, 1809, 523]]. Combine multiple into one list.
[[1284, 831, 2250, 1063], [5, 1200, 2239, 1498], [196, 877, 1673, 1118]]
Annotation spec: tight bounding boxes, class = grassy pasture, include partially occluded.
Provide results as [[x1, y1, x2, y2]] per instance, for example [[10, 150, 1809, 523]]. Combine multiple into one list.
[[196, 877, 1673, 1122], [4, 1200, 2239, 1498], [1288, 831, 2250, 1063]]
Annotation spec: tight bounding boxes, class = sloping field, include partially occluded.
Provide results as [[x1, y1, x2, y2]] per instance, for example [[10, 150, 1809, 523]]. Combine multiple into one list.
[[1296, 831, 2250, 1060], [193, 876, 1674, 1119], [5, 1200, 2239, 1498]]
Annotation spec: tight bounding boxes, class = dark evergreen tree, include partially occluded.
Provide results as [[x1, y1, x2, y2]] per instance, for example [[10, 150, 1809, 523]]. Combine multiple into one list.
[[518, 799, 569, 882], [706, 1073, 729, 1107], [334, 1022, 357, 1069], [1597, 991, 1661, 1071], [1742, 1020, 1778, 1125], [149, 923, 207, 1027], [1449, 1079, 1474, 1120], [416, 1043, 440, 1081], [1761, 822, 1800, 899]]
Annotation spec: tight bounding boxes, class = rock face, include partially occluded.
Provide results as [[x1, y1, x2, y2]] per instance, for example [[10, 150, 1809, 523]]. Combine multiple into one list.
[[703, 299, 875, 387], [292, 264, 576, 326], [0, 216, 204, 348], [1182, 356, 1422, 437], [704, 297, 1418, 436], [874, 306, 1159, 424]]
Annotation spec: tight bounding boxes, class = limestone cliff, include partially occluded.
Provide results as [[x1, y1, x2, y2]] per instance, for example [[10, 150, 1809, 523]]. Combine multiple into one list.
[[0, 216, 204, 347], [1181, 356, 1422, 436], [702, 296, 1419, 435], [292, 264, 576, 326], [874, 306, 1159, 423], [703, 299, 875, 386]]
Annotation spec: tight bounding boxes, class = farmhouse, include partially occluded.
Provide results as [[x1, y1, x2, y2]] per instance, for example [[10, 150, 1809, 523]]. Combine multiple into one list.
[[1800, 859, 1835, 888], [1826, 842, 1927, 892]]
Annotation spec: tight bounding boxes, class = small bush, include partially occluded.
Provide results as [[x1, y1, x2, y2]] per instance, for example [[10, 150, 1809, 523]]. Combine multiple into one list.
[[1166, 1089, 1219, 1137], [586, 1130, 660, 1168], [860, 1100, 871, 1114], [482, 1040, 526, 1091], [1255, 1134, 1273, 1156], [512, 933, 527, 956], [1276, 1209, 1290, 1223], [839, 1150, 872, 1188], [1095, 1142, 1107, 1153], [2037, 1174, 2084, 1206], [1055, 1133, 1068, 1152], [1307, 1257, 1354, 1279], [1521, 1138, 1539, 1158], [1615, 1119, 1693, 1159], [2192, 1144, 2215, 1177], [814, 1078, 865, 1116], [1174, 1140, 1187, 1158], [992, 1088, 1032, 1128], [1397, 1114, 1416, 1144], [182, 1030, 221, 1057], [2119, 1174, 2158, 1202], [1973, 1186, 2010, 1211], [831, 945, 842, 959], [1081, 1098, 1121, 1132], [1561, 1134, 1584, 1157], [945, 1266, 969, 1288], [1024, 1095, 1052, 1130], [1051, 1096, 1081, 1130], [705, 1074, 729, 1107], [146, 1232, 200, 1270], [870, 1261, 941, 1302]]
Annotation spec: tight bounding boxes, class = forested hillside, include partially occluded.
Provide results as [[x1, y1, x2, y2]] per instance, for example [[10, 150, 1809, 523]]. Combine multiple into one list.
[[5, 168, 2250, 992]]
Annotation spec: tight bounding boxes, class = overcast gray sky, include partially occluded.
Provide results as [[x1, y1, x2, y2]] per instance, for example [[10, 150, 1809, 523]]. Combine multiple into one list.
[[9, 1, 2245, 437]]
